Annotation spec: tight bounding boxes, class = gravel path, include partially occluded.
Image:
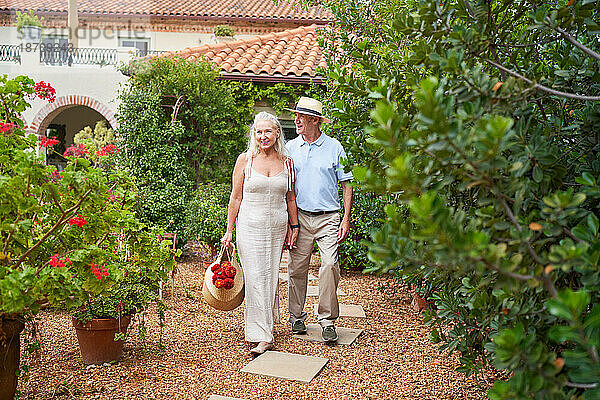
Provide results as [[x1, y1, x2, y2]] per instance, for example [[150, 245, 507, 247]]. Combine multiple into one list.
[[18, 253, 495, 399]]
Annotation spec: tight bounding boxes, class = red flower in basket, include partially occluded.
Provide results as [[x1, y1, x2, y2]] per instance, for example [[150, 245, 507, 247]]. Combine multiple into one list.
[[210, 259, 236, 290], [223, 278, 235, 289], [224, 265, 236, 278], [214, 279, 225, 289]]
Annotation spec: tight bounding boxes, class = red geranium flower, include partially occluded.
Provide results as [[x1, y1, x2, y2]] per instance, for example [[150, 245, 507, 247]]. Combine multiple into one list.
[[63, 143, 89, 158], [96, 144, 119, 157], [33, 81, 56, 103], [211, 263, 221, 273], [0, 122, 15, 136], [68, 214, 88, 228], [90, 263, 109, 280], [39, 136, 59, 149], [49, 253, 65, 268]]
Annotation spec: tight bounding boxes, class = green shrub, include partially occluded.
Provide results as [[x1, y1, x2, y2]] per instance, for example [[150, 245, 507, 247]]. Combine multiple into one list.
[[339, 189, 397, 270], [304, 0, 600, 397], [185, 183, 230, 249], [74, 120, 116, 152]]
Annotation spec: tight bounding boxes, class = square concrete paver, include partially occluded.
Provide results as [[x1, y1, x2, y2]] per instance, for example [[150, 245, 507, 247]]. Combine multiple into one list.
[[279, 272, 318, 282], [293, 324, 363, 345], [314, 303, 366, 318], [306, 285, 346, 297], [208, 396, 246, 400], [240, 351, 328, 383]]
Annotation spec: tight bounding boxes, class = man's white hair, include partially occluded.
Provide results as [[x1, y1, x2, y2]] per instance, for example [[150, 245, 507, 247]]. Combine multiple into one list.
[[247, 111, 286, 160]]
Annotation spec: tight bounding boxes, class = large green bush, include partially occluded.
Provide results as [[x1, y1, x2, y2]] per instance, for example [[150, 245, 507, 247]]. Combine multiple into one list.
[[301, 0, 600, 397], [117, 87, 193, 239], [125, 56, 247, 185]]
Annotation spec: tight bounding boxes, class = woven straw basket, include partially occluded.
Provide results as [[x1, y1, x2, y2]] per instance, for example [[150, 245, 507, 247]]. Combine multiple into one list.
[[202, 245, 244, 311]]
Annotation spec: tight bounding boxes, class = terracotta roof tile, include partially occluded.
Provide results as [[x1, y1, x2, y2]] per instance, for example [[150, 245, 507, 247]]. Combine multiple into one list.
[[2, 0, 332, 21], [161, 24, 326, 81]]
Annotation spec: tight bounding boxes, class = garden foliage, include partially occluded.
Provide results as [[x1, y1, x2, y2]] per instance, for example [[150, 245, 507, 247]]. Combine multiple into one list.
[[184, 183, 231, 250], [74, 120, 116, 155], [122, 56, 247, 185], [301, 0, 600, 397], [0, 75, 176, 319], [338, 188, 395, 271]]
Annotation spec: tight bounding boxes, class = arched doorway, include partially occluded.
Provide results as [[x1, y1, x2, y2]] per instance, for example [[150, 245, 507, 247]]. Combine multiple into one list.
[[27, 95, 118, 168]]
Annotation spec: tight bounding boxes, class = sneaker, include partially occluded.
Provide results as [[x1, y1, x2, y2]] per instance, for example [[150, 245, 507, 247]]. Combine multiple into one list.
[[322, 326, 338, 343], [292, 320, 307, 334]]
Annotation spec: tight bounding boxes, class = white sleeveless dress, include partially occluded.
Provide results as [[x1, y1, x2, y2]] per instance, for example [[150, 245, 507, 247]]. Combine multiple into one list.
[[236, 153, 294, 343]]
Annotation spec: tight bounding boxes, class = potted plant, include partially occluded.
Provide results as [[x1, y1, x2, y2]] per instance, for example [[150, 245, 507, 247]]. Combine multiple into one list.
[[71, 228, 176, 364], [0, 75, 176, 398], [213, 25, 235, 42], [16, 10, 43, 42]]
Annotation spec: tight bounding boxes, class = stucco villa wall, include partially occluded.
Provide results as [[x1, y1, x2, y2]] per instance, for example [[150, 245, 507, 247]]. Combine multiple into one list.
[[0, 48, 129, 135], [1, 25, 265, 51]]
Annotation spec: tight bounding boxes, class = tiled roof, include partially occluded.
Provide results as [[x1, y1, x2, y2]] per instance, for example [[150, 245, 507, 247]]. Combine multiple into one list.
[[2, 0, 332, 21], [166, 24, 327, 83]]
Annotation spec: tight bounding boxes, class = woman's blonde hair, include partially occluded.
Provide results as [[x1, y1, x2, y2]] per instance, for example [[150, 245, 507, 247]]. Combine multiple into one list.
[[247, 111, 286, 160]]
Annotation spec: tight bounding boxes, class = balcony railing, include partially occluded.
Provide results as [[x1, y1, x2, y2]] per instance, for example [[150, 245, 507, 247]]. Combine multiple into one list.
[[70, 48, 118, 66], [40, 47, 118, 66], [0, 45, 21, 63]]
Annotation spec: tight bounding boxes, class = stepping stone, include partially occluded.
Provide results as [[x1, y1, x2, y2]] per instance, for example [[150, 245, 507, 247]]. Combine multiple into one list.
[[240, 351, 328, 383], [208, 396, 246, 400], [293, 324, 363, 345], [306, 285, 346, 297], [279, 272, 317, 282], [314, 303, 366, 318]]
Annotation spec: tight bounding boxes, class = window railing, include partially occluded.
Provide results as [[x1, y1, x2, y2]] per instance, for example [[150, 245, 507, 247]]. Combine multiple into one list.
[[35, 47, 167, 66], [69, 48, 118, 66], [0, 45, 21, 63], [40, 47, 118, 66]]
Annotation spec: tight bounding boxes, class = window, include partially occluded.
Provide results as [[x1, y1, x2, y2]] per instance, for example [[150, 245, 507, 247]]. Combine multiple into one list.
[[119, 38, 150, 56], [40, 36, 69, 66]]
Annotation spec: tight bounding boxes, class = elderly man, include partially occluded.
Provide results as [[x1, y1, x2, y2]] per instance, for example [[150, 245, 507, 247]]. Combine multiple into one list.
[[284, 97, 353, 343]]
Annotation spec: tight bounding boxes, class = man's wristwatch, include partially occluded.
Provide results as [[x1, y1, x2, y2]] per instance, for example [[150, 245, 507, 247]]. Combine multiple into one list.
[[290, 224, 300, 229]]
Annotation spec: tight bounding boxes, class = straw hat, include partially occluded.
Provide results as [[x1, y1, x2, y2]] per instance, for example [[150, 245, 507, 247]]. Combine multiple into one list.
[[202, 249, 244, 311], [285, 96, 331, 123]]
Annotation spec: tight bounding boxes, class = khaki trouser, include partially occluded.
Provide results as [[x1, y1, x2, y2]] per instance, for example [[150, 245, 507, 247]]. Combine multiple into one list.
[[288, 211, 340, 327]]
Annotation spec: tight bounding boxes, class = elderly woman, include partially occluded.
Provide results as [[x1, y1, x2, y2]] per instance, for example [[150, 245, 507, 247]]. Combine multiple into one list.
[[221, 112, 299, 355]]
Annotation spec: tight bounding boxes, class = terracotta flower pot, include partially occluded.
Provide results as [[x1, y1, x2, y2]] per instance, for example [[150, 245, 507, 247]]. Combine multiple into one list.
[[72, 315, 131, 365], [0, 317, 25, 400]]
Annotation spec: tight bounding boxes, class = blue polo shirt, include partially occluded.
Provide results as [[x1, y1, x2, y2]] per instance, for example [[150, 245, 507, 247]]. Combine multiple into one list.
[[285, 133, 353, 212]]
